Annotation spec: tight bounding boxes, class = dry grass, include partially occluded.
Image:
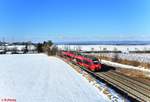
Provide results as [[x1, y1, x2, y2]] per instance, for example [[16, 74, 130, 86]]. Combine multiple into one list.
[[98, 55, 150, 69], [116, 68, 150, 80]]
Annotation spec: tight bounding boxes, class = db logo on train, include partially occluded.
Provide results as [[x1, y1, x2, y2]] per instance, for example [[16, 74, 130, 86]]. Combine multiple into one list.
[[0, 98, 16, 102]]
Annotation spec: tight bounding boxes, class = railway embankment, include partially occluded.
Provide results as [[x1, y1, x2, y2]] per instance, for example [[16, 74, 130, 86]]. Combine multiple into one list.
[[101, 60, 150, 78], [93, 53, 150, 70], [59, 56, 150, 102]]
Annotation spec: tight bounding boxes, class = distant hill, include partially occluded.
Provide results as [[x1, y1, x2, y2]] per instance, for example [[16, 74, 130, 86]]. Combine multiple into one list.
[[55, 41, 150, 45]]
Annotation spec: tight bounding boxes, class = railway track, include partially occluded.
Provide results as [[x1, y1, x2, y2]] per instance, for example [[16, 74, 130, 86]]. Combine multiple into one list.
[[77, 65, 150, 102], [97, 71, 150, 102]]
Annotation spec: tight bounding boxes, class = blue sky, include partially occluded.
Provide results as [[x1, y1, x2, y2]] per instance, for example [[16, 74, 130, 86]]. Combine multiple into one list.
[[0, 0, 150, 42]]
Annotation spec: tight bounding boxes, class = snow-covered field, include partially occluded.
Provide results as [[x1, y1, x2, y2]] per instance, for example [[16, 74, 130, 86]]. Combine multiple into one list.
[[57, 45, 150, 52], [0, 54, 109, 102], [0, 45, 36, 51]]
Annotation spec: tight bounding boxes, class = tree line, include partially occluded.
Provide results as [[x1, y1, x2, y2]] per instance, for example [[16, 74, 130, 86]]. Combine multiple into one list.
[[37, 40, 58, 55]]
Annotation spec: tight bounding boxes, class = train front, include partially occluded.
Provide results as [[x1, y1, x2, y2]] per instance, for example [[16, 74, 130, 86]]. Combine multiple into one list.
[[91, 58, 102, 71]]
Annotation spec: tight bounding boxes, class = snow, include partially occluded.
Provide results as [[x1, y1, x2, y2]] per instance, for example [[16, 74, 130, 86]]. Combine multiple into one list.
[[0, 45, 36, 51], [101, 60, 150, 73], [0, 54, 109, 102], [57, 44, 150, 52], [0, 50, 4, 52]]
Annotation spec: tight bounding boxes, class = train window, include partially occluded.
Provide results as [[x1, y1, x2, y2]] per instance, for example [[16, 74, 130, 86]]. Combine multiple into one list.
[[76, 59, 82, 63], [67, 55, 72, 58], [83, 60, 90, 65], [67, 55, 70, 58]]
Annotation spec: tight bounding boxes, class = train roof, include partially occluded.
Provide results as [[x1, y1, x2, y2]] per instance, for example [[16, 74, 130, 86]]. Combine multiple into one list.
[[80, 54, 98, 60], [62, 51, 98, 61], [75, 53, 98, 61]]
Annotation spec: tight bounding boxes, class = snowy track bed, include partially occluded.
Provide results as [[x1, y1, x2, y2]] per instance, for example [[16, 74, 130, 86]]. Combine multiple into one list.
[[0, 54, 109, 102]]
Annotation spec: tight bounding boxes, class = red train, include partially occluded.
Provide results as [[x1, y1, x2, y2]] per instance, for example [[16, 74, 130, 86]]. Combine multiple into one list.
[[61, 51, 102, 71]]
